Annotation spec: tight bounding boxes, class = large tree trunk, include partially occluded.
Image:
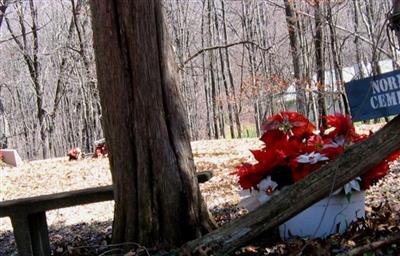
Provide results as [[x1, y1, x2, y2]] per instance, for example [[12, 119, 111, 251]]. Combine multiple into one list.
[[180, 116, 400, 255], [90, 0, 215, 248]]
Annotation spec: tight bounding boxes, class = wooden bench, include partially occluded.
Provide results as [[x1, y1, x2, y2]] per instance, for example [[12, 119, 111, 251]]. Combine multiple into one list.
[[0, 171, 213, 256]]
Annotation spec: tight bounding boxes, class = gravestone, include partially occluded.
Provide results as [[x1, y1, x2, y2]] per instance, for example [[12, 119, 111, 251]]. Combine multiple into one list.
[[0, 149, 23, 167]]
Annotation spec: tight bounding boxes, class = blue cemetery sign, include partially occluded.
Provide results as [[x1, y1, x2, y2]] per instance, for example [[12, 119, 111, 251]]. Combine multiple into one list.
[[345, 69, 400, 121]]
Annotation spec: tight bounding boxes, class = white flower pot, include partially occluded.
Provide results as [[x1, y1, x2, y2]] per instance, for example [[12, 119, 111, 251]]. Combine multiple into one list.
[[279, 191, 365, 239]]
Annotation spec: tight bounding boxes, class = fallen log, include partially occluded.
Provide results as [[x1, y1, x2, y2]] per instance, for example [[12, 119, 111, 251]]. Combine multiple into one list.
[[178, 116, 400, 255]]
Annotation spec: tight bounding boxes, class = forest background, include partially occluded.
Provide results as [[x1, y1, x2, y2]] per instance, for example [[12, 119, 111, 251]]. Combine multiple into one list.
[[0, 0, 397, 160]]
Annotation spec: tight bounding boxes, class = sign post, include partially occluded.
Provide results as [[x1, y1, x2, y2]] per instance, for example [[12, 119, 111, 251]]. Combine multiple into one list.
[[345, 70, 400, 121]]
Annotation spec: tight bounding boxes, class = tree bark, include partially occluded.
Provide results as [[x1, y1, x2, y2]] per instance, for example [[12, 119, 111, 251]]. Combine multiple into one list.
[[90, 0, 215, 248], [179, 116, 400, 255], [0, 0, 9, 28]]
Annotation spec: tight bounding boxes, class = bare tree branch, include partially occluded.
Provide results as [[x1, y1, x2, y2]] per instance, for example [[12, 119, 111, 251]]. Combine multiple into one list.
[[181, 40, 272, 68], [0, 22, 47, 44]]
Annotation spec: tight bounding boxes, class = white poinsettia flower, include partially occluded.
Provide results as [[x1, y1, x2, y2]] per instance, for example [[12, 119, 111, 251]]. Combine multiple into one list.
[[258, 176, 278, 192], [323, 136, 346, 149], [297, 152, 329, 164], [323, 141, 341, 149], [237, 176, 279, 210], [332, 177, 362, 195], [343, 177, 361, 195], [256, 176, 278, 203]]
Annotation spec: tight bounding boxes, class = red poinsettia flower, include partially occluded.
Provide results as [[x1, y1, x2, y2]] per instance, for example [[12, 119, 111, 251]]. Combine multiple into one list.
[[260, 129, 287, 148], [233, 163, 264, 189], [290, 160, 324, 182], [386, 149, 400, 162], [261, 112, 315, 143], [285, 139, 308, 158], [361, 149, 400, 189], [250, 149, 283, 164], [320, 139, 344, 160], [361, 162, 389, 190], [233, 148, 287, 189], [321, 113, 355, 140], [351, 132, 370, 143], [302, 134, 324, 152]]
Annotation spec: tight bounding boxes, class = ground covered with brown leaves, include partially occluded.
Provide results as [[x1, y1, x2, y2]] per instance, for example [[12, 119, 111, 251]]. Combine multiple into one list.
[[1, 129, 400, 255]]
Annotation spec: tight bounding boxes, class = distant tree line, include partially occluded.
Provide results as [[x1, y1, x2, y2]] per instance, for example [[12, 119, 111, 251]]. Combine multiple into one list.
[[0, 0, 397, 160]]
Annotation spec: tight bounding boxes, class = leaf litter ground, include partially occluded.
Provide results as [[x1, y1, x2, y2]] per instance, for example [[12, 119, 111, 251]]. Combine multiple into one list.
[[0, 126, 399, 255]]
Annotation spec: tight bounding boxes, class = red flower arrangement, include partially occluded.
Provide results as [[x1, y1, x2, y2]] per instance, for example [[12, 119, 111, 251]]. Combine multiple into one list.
[[68, 147, 82, 161], [94, 139, 108, 158], [233, 112, 400, 196]]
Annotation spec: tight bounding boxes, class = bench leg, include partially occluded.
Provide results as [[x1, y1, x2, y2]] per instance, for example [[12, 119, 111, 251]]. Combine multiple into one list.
[[10, 212, 51, 256]]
